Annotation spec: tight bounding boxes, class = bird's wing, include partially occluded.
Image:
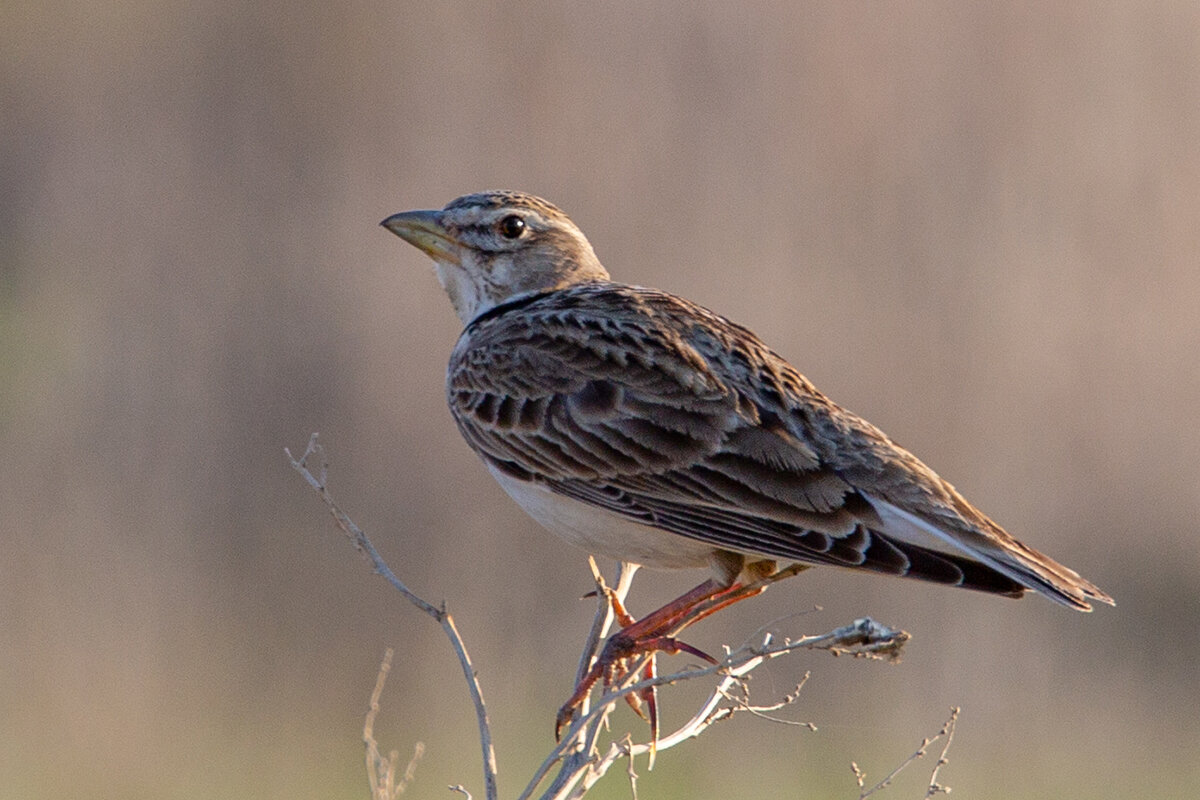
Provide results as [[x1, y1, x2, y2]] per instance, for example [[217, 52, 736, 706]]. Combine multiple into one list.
[[449, 286, 1111, 609]]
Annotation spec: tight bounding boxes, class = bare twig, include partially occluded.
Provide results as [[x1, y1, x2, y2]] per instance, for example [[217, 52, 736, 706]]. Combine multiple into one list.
[[924, 707, 959, 798], [539, 559, 639, 800], [287, 434, 498, 800], [521, 617, 910, 800], [620, 734, 639, 800], [364, 648, 424, 799], [718, 671, 816, 729], [852, 760, 867, 789], [291, 433, 916, 800], [574, 559, 639, 694], [856, 706, 960, 799]]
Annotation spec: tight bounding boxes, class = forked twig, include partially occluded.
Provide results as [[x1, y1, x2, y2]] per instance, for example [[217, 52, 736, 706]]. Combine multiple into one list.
[[364, 648, 425, 799], [923, 707, 959, 798], [287, 433, 497, 800], [717, 671, 816, 729], [522, 612, 908, 800], [853, 706, 960, 799]]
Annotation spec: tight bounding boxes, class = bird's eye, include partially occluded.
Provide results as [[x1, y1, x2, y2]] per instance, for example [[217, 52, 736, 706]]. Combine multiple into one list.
[[498, 215, 526, 239]]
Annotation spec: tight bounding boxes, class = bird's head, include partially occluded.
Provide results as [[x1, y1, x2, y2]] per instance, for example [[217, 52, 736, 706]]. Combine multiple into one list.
[[382, 191, 610, 324]]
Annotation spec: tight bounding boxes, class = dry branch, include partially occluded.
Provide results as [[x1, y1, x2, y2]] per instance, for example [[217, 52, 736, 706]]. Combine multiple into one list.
[[288, 433, 916, 800], [287, 434, 498, 799], [364, 648, 425, 799]]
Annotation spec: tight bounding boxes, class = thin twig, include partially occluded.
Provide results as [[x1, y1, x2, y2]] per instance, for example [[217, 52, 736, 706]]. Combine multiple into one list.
[[574, 560, 639, 696], [287, 434, 498, 800], [852, 760, 867, 789], [717, 671, 816, 729], [531, 565, 885, 797], [521, 618, 909, 800], [924, 707, 959, 798], [364, 648, 425, 799], [399, 745, 425, 797], [857, 706, 960, 799], [539, 560, 637, 800], [363, 647, 393, 788], [621, 733, 639, 800]]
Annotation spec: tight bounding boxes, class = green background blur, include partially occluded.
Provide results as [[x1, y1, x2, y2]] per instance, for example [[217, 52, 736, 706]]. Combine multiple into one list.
[[3, 2, 1197, 798]]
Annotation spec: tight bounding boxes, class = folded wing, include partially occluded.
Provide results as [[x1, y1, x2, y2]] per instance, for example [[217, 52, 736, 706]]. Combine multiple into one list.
[[449, 285, 1113, 610]]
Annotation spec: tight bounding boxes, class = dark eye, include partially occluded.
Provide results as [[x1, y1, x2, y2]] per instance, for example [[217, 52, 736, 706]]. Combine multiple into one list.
[[498, 215, 526, 239]]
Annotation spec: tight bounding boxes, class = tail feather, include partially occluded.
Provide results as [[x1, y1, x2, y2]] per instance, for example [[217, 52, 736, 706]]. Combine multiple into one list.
[[867, 495, 1114, 611]]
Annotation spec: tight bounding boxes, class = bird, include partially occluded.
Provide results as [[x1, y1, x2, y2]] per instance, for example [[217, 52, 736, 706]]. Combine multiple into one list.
[[382, 190, 1113, 736]]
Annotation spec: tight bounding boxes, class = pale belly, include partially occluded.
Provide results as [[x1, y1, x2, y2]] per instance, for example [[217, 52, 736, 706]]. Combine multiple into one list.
[[489, 466, 718, 570]]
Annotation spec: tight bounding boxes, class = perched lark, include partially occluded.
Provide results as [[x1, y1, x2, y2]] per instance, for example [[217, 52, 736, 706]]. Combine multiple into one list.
[[383, 191, 1113, 732]]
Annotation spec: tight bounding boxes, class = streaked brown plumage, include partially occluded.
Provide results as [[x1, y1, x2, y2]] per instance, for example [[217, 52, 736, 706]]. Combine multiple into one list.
[[383, 191, 1113, 612]]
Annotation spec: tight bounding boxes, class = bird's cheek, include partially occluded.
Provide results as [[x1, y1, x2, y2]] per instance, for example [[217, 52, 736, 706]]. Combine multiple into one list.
[[486, 256, 516, 287]]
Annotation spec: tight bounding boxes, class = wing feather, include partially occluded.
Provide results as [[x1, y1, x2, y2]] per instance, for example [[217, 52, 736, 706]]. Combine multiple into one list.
[[448, 284, 1110, 607]]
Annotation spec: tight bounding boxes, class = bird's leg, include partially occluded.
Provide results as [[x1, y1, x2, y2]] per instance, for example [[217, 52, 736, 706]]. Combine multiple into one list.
[[556, 578, 724, 740], [555, 563, 810, 741], [594, 576, 638, 628], [595, 575, 695, 736], [667, 561, 810, 633]]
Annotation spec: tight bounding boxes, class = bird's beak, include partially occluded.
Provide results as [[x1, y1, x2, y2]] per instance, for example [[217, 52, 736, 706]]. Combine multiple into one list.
[[381, 210, 461, 265]]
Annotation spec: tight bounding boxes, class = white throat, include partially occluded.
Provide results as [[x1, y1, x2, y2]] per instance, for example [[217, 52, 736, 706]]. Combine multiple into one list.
[[434, 261, 483, 324]]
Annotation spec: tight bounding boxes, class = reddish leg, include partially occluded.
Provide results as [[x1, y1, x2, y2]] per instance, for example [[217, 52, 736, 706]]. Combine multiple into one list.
[[554, 567, 808, 740]]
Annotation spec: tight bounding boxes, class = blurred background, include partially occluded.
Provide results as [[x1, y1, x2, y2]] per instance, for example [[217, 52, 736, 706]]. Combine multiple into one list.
[[2, 2, 1197, 798]]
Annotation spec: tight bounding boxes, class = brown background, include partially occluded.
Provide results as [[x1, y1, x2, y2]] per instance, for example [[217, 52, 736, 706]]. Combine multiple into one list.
[[3, 2, 1197, 798]]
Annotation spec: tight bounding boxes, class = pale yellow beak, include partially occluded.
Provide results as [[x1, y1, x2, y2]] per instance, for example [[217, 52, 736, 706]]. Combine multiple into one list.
[[381, 210, 461, 265]]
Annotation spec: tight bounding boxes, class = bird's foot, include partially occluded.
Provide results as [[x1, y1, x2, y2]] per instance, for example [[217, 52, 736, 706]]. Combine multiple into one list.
[[555, 564, 812, 743], [555, 578, 738, 742], [554, 627, 718, 743]]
